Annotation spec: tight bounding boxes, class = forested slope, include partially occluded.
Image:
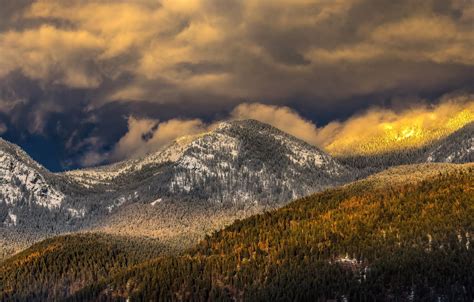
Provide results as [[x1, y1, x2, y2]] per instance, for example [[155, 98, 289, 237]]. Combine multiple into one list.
[[1, 120, 354, 261], [2, 164, 472, 301], [0, 234, 164, 301], [71, 163, 472, 301]]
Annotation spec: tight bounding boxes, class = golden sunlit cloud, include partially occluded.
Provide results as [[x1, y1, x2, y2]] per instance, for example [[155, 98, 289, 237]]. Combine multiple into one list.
[[111, 117, 206, 161], [230, 103, 321, 145], [231, 98, 474, 156], [106, 95, 473, 163], [0, 25, 103, 87], [306, 16, 474, 66], [321, 96, 474, 156], [1, 0, 472, 103]]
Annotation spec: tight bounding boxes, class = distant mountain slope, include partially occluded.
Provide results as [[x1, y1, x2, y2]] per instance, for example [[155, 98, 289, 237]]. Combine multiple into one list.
[[425, 122, 473, 163], [338, 121, 474, 170], [66, 120, 351, 205], [2, 163, 472, 301], [0, 139, 84, 258], [0, 138, 64, 212], [1, 120, 356, 260], [0, 139, 95, 259]]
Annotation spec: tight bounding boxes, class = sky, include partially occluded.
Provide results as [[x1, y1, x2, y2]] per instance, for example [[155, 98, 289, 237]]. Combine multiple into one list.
[[0, 0, 473, 171]]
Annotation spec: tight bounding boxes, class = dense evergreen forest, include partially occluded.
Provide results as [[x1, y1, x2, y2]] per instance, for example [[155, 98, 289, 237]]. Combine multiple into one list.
[[0, 234, 165, 301], [2, 164, 472, 301]]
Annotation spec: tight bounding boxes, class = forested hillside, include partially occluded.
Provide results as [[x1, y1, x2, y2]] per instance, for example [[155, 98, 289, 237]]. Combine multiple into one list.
[[0, 234, 164, 301], [92, 164, 473, 301], [3, 164, 471, 301]]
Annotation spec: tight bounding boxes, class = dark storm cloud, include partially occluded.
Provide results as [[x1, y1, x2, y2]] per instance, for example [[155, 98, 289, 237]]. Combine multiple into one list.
[[1, 0, 473, 100], [0, 0, 473, 169], [0, 0, 33, 30]]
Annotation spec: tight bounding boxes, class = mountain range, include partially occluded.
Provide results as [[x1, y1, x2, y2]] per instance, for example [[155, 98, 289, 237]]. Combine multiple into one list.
[[1, 120, 473, 259], [1, 120, 355, 258], [0, 119, 473, 300]]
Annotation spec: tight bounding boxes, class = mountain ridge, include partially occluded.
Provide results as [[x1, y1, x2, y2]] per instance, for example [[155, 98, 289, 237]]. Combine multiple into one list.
[[0, 119, 354, 259]]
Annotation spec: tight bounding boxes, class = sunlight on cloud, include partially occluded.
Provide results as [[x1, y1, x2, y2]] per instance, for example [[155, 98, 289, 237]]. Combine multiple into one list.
[[306, 16, 474, 66], [112, 117, 205, 161], [231, 98, 474, 156], [108, 95, 474, 163], [0, 25, 103, 87], [321, 97, 474, 156], [230, 103, 321, 146], [2, 0, 470, 101]]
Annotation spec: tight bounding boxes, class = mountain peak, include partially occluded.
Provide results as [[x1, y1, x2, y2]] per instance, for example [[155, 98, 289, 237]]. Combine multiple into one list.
[[66, 119, 350, 205], [216, 119, 286, 134], [0, 137, 64, 216], [0, 137, 47, 172]]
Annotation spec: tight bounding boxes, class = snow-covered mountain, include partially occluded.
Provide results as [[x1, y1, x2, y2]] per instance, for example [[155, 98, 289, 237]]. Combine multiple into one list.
[[1, 120, 355, 257], [2, 119, 472, 258], [0, 139, 68, 229], [66, 120, 350, 206]]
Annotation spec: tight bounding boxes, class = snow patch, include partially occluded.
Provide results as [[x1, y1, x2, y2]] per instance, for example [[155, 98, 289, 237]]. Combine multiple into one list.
[[5, 210, 17, 226], [66, 207, 86, 218], [335, 255, 359, 265], [107, 196, 127, 213], [150, 198, 162, 206]]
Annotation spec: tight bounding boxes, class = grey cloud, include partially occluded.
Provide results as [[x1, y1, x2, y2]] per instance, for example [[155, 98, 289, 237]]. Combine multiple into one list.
[[0, 0, 473, 169]]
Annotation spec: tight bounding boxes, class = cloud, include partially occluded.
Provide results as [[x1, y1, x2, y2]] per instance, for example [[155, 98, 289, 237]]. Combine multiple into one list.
[[306, 15, 474, 65], [0, 0, 471, 102], [1, 0, 473, 170], [111, 116, 206, 161], [101, 95, 473, 165], [0, 122, 7, 134], [78, 150, 108, 168], [230, 103, 321, 145], [0, 25, 104, 87]]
